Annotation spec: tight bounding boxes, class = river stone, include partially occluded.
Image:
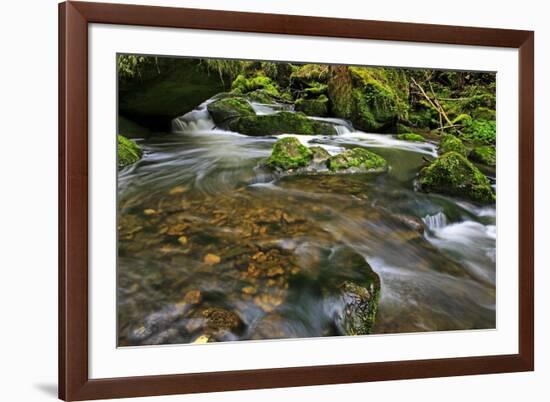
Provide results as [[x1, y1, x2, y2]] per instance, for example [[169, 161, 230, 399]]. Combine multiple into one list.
[[309, 146, 331, 164], [207, 97, 255, 126], [438, 134, 468, 156], [295, 95, 329, 117], [322, 247, 381, 336], [327, 148, 388, 173], [418, 151, 495, 203], [469, 145, 496, 166], [228, 111, 337, 136], [267, 137, 313, 170], [397, 133, 425, 142]]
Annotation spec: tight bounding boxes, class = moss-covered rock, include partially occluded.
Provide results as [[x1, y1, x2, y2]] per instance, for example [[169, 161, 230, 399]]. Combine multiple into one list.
[[336, 280, 380, 335], [327, 66, 408, 133], [328, 148, 387, 173], [397, 133, 425, 142], [117, 135, 142, 168], [291, 64, 330, 84], [207, 97, 255, 126], [439, 134, 468, 156], [418, 151, 495, 203], [469, 145, 496, 166], [246, 89, 278, 104], [229, 111, 336, 136], [322, 247, 381, 336], [231, 74, 280, 97], [295, 95, 329, 116], [309, 146, 331, 164], [267, 137, 313, 170]]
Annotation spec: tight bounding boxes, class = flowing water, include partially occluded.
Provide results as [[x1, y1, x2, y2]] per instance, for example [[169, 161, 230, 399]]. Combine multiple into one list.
[[117, 98, 496, 346]]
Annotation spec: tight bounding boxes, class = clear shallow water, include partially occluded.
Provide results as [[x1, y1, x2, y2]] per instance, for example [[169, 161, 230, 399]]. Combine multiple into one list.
[[117, 98, 496, 345]]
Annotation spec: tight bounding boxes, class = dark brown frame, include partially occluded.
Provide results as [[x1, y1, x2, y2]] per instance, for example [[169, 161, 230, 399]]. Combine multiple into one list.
[[59, 1, 534, 400]]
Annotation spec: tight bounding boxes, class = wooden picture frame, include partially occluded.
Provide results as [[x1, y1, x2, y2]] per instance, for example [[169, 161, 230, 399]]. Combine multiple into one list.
[[59, 1, 534, 400]]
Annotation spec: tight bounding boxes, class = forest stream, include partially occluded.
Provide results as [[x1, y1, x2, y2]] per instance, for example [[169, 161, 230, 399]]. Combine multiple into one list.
[[117, 95, 496, 346]]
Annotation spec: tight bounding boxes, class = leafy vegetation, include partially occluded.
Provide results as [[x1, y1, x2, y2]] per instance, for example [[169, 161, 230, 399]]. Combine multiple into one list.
[[117, 135, 142, 168]]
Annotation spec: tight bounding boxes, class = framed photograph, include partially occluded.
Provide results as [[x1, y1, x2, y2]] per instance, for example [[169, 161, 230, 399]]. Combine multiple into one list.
[[59, 1, 534, 400]]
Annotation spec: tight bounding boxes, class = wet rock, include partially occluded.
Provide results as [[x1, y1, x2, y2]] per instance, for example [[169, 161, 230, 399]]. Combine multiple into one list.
[[327, 148, 388, 173], [194, 307, 243, 341], [207, 97, 255, 126], [469, 145, 496, 166], [309, 146, 331, 164], [203, 253, 221, 265], [229, 111, 336, 136], [397, 133, 425, 142], [183, 290, 202, 304], [295, 95, 329, 117], [394, 214, 425, 234], [267, 137, 312, 170], [418, 151, 495, 203], [334, 281, 380, 335], [127, 302, 192, 344], [438, 134, 468, 156], [321, 247, 381, 336]]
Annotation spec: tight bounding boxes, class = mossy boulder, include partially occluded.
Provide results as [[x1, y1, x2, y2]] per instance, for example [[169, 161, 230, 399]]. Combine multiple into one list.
[[290, 64, 330, 84], [295, 95, 329, 116], [229, 111, 336, 136], [267, 137, 312, 170], [327, 66, 408, 133], [328, 148, 387, 173], [309, 146, 331, 164], [397, 133, 425, 142], [418, 151, 495, 203], [207, 97, 255, 126], [469, 145, 496, 166], [117, 135, 142, 168], [231, 74, 280, 97], [439, 134, 468, 156]]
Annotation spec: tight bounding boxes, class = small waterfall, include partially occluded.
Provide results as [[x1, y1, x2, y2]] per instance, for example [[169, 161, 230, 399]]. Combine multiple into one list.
[[172, 104, 215, 133], [422, 212, 447, 231], [310, 116, 353, 135]]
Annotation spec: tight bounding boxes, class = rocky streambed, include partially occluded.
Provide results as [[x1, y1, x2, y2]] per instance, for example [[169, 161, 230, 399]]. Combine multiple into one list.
[[117, 93, 496, 346]]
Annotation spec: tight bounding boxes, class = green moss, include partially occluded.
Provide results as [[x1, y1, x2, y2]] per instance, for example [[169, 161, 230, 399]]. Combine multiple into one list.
[[452, 113, 472, 125], [291, 64, 330, 83], [117, 135, 142, 168], [207, 97, 255, 125], [469, 145, 496, 166], [471, 107, 496, 120], [267, 137, 312, 170], [418, 151, 495, 203], [246, 89, 277, 104], [295, 95, 329, 116], [327, 66, 354, 120], [397, 133, 425, 142], [231, 74, 280, 97], [329, 67, 409, 133], [439, 134, 468, 156], [328, 148, 387, 173], [462, 119, 496, 145], [229, 111, 336, 136]]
